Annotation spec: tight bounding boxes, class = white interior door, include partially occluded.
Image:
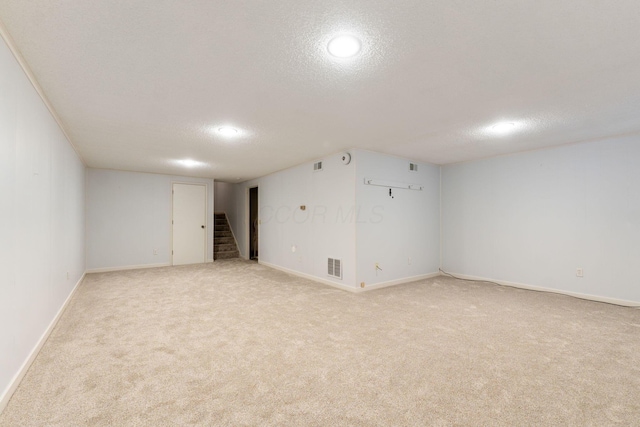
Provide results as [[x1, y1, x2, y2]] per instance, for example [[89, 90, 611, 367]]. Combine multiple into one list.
[[172, 183, 206, 265]]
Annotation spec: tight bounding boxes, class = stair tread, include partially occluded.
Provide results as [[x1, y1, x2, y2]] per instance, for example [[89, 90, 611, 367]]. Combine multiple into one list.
[[214, 252, 239, 260], [213, 214, 238, 258]]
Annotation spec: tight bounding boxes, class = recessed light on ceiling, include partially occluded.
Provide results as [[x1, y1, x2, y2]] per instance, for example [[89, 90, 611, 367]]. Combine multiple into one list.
[[217, 126, 239, 137], [174, 159, 206, 168], [490, 122, 517, 135], [327, 35, 361, 58]]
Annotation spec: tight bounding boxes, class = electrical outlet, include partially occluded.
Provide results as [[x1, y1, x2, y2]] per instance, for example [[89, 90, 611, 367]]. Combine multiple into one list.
[[153, 249, 158, 255], [408, 257, 412, 265], [66, 272, 69, 280], [576, 268, 584, 278]]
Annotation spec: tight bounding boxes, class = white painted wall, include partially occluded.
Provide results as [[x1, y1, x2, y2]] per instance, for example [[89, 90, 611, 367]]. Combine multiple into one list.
[[354, 150, 440, 287], [214, 181, 233, 214], [227, 154, 357, 288], [0, 36, 85, 407], [260, 155, 357, 287], [227, 178, 258, 260], [226, 150, 441, 290], [86, 169, 214, 271], [442, 136, 640, 303]]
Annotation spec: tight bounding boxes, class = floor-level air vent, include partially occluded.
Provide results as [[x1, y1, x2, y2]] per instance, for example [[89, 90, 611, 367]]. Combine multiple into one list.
[[314, 161, 323, 171], [409, 162, 418, 172], [327, 258, 342, 279]]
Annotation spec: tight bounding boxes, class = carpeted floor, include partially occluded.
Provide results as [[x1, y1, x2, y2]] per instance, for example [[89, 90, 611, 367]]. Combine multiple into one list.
[[1, 259, 639, 426]]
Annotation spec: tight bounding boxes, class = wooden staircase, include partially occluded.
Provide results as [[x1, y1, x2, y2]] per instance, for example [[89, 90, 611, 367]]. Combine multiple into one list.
[[214, 213, 239, 260]]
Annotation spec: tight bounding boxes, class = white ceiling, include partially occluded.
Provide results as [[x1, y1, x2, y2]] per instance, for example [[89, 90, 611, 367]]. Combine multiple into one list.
[[1, 1, 640, 181]]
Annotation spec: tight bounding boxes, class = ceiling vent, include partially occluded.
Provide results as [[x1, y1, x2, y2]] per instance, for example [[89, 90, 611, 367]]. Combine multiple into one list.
[[314, 161, 323, 171], [409, 163, 418, 172], [327, 258, 342, 279]]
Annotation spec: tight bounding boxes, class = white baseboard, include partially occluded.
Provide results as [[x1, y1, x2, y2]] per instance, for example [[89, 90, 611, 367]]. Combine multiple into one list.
[[445, 272, 640, 307], [86, 263, 171, 273], [360, 272, 441, 292], [258, 261, 358, 293], [0, 272, 86, 414], [258, 262, 441, 294]]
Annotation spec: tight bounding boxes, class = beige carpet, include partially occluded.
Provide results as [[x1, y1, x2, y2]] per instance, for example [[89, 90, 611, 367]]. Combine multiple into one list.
[[1, 260, 639, 426]]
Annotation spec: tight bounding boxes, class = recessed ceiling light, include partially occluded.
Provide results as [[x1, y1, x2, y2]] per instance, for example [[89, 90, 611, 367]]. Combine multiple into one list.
[[217, 127, 239, 137], [490, 122, 517, 135], [174, 159, 206, 168], [327, 35, 361, 58]]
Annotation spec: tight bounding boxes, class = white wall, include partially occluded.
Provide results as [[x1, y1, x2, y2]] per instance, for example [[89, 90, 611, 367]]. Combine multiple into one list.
[[226, 150, 441, 290], [442, 136, 640, 304], [214, 181, 233, 214], [86, 169, 214, 271], [228, 153, 357, 288], [354, 150, 440, 287], [0, 36, 85, 408], [227, 178, 258, 260]]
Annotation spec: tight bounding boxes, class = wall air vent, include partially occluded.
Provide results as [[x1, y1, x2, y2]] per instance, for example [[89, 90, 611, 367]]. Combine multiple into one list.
[[314, 161, 323, 171], [409, 163, 418, 172], [327, 258, 342, 279]]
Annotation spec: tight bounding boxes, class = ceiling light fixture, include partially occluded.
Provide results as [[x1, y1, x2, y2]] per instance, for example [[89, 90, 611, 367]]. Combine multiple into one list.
[[174, 159, 206, 168], [327, 35, 361, 58], [490, 122, 517, 135], [217, 126, 239, 137]]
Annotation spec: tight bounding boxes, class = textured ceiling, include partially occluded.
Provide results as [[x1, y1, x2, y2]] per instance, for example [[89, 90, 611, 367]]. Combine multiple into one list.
[[1, 1, 640, 181]]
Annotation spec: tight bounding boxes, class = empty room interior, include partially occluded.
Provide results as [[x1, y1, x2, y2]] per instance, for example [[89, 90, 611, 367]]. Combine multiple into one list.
[[1, 1, 640, 425]]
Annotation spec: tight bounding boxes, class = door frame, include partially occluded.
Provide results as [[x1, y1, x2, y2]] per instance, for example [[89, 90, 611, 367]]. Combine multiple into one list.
[[245, 185, 259, 260], [171, 182, 208, 265]]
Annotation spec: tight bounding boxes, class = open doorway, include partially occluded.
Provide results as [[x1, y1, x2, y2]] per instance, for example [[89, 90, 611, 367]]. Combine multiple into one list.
[[249, 187, 259, 260]]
